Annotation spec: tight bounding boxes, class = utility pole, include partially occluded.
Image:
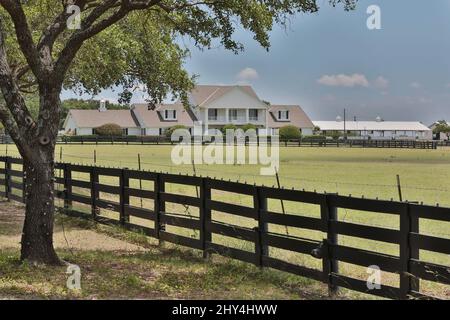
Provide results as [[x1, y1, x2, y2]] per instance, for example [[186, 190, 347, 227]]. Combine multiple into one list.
[[343, 108, 347, 140]]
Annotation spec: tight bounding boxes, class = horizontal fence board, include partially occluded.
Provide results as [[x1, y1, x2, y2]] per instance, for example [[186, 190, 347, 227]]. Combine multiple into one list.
[[125, 187, 155, 199], [328, 194, 404, 215], [410, 233, 450, 255], [9, 181, 22, 190], [96, 183, 120, 195], [67, 164, 92, 173], [125, 170, 157, 180], [261, 187, 326, 204], [410, 204, 450, 222], [159, 231, 202, 250], [206, 242, 256, 264], [206, 179, 255, 195], [330, 221, 400, 244], [8, 169, 23, 177], [207, 221, 256, 242], [125, 205, 155, 220], [95, 167, 123, 176], [262, 233, 320, 255], [329, 244, 400, 273], [161, 173, 202, 186], [330, 273, 400, 300], [69, 194, 91, 205], [410, 259, 450, 285], [160, 192, 201, 207], [262, 211, 323, 231], [160, 212, 200, 230], [95, 215, 120, 226], [96, 199, 120, 212], [71, 179, 91, 189], [8, 158, 23, 164], [206, 199, 257, 219], [262, 256, 323, 282], [55, 177, 64, 184]]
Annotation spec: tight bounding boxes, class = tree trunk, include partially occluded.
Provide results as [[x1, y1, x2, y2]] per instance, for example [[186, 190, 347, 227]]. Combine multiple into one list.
[[20, 156, 60, 265], [19, 87, 61, 265]]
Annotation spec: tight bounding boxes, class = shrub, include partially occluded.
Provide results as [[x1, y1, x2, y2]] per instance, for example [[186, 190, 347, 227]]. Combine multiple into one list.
[[279, 125, 301, 140], [302, 135, 326, 141], [240, 123, 257, 132], [165, 125, 188, 138], [95, 123, 122, 136], [221, 124, 238, 135]]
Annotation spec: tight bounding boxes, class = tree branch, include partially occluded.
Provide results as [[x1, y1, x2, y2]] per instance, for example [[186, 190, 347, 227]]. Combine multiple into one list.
[[0, 0, 45, 79], [53, 0, 162, 84], [0, 17, 37, 142]]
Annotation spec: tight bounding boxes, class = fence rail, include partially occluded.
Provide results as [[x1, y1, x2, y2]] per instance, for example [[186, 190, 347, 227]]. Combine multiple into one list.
[[0, 155, 449, 299], [0, 135, 439, 149]]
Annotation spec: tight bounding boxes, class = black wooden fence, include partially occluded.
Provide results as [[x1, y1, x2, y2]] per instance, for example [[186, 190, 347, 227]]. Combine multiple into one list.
[[0, 135, 439, 149], [0, 155, 449, 299]]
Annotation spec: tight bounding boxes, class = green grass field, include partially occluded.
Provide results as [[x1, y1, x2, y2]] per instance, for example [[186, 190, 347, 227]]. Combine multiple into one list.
[[4, 144, 450, 206], [2, 144, 450, 298]]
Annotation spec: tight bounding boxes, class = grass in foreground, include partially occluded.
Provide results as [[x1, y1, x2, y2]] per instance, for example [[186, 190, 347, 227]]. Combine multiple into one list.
[[0, 207, 328, 300]]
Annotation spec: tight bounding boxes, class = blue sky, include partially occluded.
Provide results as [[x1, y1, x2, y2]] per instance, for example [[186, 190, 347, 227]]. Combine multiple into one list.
[[62, 0, 450, 124]]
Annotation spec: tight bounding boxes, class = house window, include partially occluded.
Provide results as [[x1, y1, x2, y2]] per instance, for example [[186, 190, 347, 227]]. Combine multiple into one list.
[[208, 109, 218, 121], [164, 109, 177, 120], [249, 109, 258, 121], [229, 109, 238, 121], [141, 128, 146, 136], [278, 110, 289, 121], [122, 128, 128, 136]]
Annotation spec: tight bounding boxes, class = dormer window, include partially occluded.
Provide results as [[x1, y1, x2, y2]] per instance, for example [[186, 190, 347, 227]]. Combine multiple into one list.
[[278, 110, 289, 121], [164, 109, 177, 120]]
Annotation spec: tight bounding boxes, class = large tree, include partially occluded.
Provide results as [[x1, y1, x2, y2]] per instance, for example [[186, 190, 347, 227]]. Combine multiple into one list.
[[0, 0, 356, 265]]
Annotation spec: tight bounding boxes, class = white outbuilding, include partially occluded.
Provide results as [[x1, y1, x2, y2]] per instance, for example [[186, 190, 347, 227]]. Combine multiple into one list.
[[313, 120, 433, 140]]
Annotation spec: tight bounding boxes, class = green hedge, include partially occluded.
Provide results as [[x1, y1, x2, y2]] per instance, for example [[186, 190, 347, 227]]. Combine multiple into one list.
[[95, 123, 123, 136], [279, 125, 301, 140]]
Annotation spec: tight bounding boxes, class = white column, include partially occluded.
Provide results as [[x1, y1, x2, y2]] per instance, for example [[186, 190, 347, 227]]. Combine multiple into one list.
[[225, 108, 229, 123], [245, 109, 249, 124]]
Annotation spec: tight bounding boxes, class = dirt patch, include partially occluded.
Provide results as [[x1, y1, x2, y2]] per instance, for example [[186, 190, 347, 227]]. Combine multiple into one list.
[[0, 201, 146, 253]]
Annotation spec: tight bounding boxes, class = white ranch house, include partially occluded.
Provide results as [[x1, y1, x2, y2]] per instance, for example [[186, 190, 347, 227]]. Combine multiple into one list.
[[63, 85, 314, 136]]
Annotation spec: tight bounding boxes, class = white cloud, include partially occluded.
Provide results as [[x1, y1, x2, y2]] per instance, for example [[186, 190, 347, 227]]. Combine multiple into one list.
[[317, 73, 370, 87], [236, 67, 259, 82], [373, 76, 389, 89], [410, 82, 422, 89]]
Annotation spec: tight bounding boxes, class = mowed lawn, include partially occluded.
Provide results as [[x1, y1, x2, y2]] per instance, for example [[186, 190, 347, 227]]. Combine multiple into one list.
[[2, 144, 450, 298]]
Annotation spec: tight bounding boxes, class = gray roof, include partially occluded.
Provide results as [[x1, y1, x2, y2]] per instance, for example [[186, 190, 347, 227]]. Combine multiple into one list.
[[268, 105, 314, 129], [189, 85, 260, 106], [67, 109, 139, 128]]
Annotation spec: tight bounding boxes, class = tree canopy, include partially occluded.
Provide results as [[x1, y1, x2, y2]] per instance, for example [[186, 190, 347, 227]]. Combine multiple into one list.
[[1, 0, 356, 105], [432, 120, 450, 135]]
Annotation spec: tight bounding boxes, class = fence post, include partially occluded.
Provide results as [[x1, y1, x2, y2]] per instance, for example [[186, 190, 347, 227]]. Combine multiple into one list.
[[200, 177, 212, 259], [321, 194, 339, 297], [254, 186, 268, 267], [399, 202, 417, 299], [120, 169, 130, 225], [91, 166, 99, 219], [154, 173, 165, 245], [5, 157, 11, 201], [63, 164, 72, 209]]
